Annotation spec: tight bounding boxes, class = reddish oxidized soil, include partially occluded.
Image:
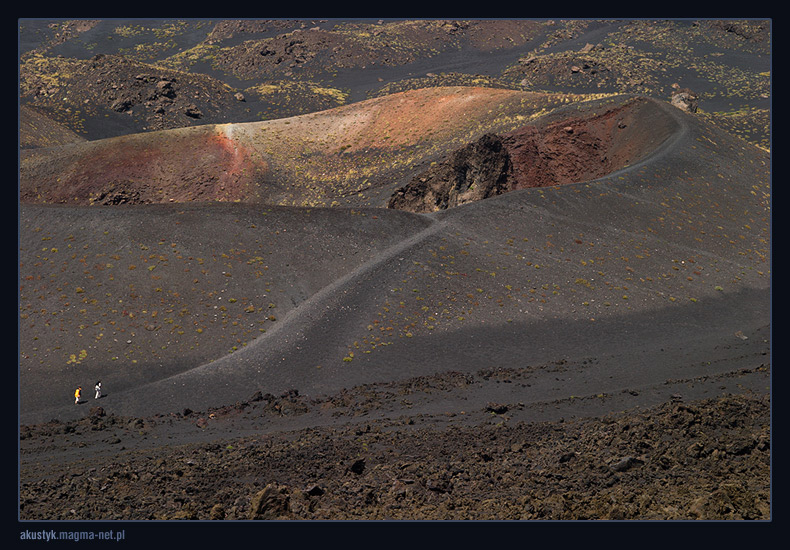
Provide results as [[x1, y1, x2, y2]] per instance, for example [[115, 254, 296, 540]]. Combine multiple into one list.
[[20, 126, 265, 205], [504, 102, 643, 190]]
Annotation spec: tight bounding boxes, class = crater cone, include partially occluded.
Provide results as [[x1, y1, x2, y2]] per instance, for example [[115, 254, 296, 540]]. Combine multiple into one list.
[[388, 96, 677, 212]]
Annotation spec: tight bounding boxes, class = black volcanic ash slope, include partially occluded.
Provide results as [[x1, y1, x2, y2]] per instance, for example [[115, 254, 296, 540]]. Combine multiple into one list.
[[19, 95, 770, 424]]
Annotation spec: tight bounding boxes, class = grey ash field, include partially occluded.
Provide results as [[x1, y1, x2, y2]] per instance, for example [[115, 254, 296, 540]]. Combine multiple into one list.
[[18, 19, 770, 524]]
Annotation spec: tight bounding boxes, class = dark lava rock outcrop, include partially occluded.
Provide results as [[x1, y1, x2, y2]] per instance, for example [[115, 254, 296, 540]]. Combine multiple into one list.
[[387, 133, 512, 212]]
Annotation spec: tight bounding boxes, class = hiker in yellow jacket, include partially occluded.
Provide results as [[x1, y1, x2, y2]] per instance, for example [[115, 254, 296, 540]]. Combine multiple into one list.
[[74, 386, 82, 405]]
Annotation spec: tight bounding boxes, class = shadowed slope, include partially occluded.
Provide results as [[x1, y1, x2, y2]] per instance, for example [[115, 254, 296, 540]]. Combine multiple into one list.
[[19, 95, 770, 424]]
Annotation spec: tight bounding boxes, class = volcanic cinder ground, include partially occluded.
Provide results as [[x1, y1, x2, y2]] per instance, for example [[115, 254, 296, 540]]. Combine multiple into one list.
[[18, 19, 771, 525]]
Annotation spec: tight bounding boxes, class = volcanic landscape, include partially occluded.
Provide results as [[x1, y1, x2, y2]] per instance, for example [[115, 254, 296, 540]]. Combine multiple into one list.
[[18, 19, 771, 525]]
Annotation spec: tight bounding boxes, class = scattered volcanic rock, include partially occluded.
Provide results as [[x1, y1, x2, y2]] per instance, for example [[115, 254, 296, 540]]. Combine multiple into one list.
[[671, 87, 700, 112]]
